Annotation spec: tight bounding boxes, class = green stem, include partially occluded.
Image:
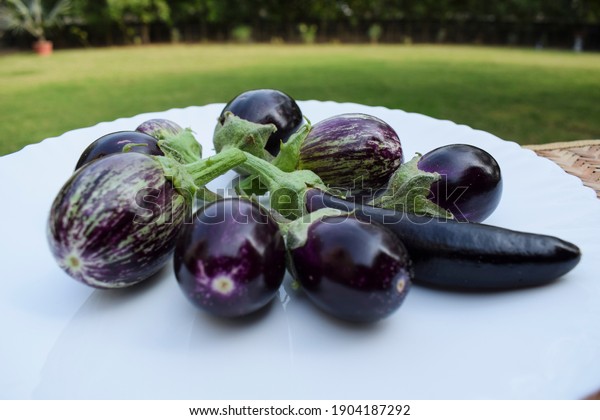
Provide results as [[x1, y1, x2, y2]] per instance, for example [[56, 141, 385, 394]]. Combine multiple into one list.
[[122, 143, 148, 152], [239, 152, 326, 219], [239, 152, 288, 191], [237, 121, 312, 195], [155, 148, 246, 203], [185, 148, 246, 186], [283, 207, 346, 249], [158, 129, 203, 165], [269, 205, 346, 288]]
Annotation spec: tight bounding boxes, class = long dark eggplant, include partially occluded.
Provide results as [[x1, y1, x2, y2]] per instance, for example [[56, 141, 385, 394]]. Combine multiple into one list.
[[305, 189, 581, 291]]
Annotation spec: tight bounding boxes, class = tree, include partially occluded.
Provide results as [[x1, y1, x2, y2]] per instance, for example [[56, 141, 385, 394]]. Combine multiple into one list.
[[106, 0, 170, 44], [0, 0, 71, 52]]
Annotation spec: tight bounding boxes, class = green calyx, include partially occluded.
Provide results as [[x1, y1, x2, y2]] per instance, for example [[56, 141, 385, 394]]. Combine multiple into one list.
[[369, 154, 453, 219], [237, 120, 312, 196], [213, 112, 276, 160], [238, 152, 326, 220], [158, 128, 203, 165], [283, 207, 347, 250], [270, 121, 311, 171]]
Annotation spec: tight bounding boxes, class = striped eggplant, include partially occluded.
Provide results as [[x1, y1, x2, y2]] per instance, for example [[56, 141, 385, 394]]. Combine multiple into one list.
[[136, 118, 183, 141], [298, 113, 404, 197], [48, 149, 246, 289], [49, 153, 186, 288]]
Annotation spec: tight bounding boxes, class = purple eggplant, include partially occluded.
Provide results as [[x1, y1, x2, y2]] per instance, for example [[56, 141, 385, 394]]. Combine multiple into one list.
[[305, 189, 581, 291], [76, 125, 203, 172], [136, 118, 183, 140], [216, 89, 303, 155], [287, 212, 412, 322], [174, 198, 286, 317], [417, 144, 502, 222], [298, 113, 404, 197], [75, 131, 163, 170], [48, 149, 246, 289], [49, 153, 187, 288]]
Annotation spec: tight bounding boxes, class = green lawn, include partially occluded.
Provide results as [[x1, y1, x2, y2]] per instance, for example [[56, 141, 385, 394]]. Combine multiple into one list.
[[1, 44, 599, 156]]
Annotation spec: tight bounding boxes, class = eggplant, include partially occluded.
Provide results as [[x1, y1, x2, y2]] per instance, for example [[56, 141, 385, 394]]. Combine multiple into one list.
[[49, 153, 186, 288], [76, 126, 203, 172], [136, 118, 183, 140], [298, 113, 404, 197], [75, 131, 163, 170], [417, 144, 502, 222], [174, 198, 286, 317], [48, 149, 246, 289], [305, 189, 581, 291], [286, 211, 412, 322], [216, 89, 303, 155]]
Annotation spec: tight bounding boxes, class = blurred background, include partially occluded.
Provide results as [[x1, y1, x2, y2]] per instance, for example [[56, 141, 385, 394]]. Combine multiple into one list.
[[1, 0, 599, 155]]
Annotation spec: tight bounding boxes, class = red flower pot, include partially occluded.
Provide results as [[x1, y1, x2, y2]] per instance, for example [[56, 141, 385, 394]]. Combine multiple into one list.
[[33, 40, 53, 56]]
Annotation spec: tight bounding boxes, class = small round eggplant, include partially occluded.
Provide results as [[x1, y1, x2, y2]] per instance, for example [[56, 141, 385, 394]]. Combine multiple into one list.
[[174, 198, 286, 318], [298, 113, 403, 197], [417, 144, 502, 222], [218, 89, 303, 155], [48, 153, 188, 289], [136, 118, 183, 140], [288, 214, 412, 323], [75, 131, 163, 170]]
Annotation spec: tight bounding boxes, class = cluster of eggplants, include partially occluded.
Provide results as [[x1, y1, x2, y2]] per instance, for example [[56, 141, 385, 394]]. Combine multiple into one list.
[[214, 90, 501, 220], [298, 126, 503, 220], [172, 197, 413, 322], [46, 87, 584, 324], [216, 88, 581, 295], [305, 189, 581, 291], [47, 118, 245, 289]]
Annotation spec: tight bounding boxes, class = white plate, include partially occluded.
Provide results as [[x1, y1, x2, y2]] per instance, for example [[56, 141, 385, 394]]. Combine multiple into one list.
[[1, 101, 600, 400]]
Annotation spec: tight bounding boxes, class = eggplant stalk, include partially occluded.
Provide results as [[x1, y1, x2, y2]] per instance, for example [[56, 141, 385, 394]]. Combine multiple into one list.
[[238, 151, 325, 219]]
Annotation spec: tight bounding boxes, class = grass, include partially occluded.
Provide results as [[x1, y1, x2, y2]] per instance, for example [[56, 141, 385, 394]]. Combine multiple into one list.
[[1, 44, 599, 156]]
